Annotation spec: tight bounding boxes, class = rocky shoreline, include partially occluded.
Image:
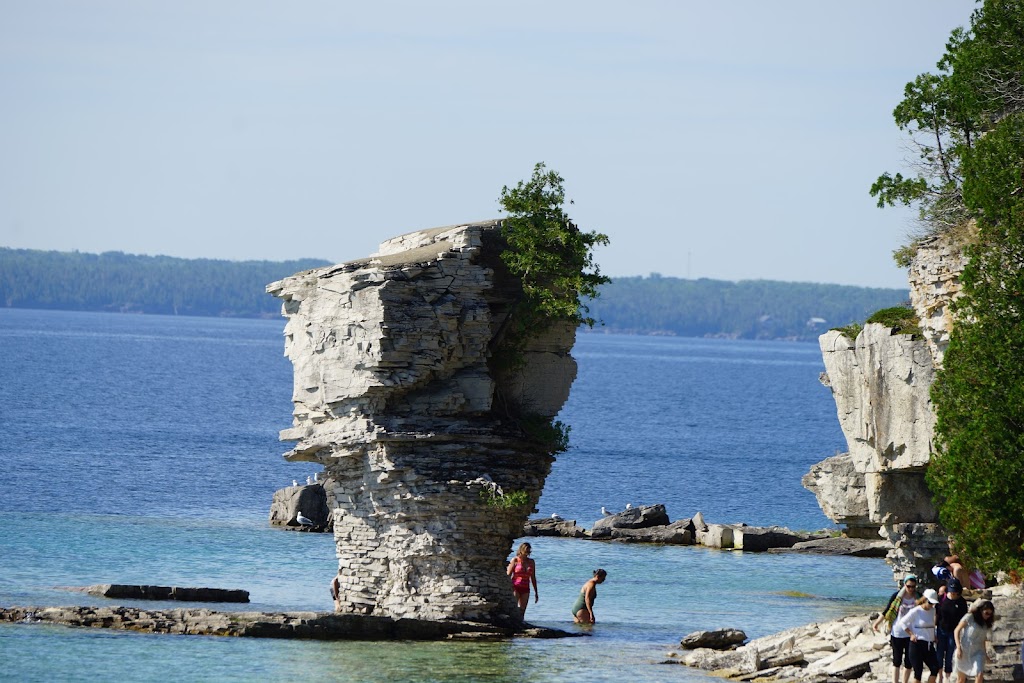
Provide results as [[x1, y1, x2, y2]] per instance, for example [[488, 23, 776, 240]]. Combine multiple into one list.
[[0, 605, 580, 641], [665, 585, 1024, 682], [522, 504, 889, 557]]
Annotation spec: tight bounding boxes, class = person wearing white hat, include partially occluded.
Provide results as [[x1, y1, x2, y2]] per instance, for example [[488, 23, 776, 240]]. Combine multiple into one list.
[[895, 588, 941, 683]]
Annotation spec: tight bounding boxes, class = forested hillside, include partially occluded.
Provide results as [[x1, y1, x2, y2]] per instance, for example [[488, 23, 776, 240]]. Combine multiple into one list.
[[0, 247, 907, 338], [586, 275, 907, 340], [0, 248, 331, 317]]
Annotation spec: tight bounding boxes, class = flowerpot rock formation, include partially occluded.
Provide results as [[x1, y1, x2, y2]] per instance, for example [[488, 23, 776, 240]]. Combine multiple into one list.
[[267, 220, 576, 624]]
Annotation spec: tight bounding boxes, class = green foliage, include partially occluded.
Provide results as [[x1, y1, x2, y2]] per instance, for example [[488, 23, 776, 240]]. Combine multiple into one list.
[[892, 244, 919, 268], [520, 417, 571, 455], [830, 323, 863, 341], [866, 305, 922, 338], [498, 163, 610, 332], [925, 1, 1024, 575], [494, 163, 608, 456], [0, 248, 330, 317], [479, 488, 531, 510], [590, 276, 906, 341]]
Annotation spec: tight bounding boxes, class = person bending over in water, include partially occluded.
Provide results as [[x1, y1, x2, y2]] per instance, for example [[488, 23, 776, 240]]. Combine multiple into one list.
[[507, 542, 537, 618], [572, 568, 607, 624]]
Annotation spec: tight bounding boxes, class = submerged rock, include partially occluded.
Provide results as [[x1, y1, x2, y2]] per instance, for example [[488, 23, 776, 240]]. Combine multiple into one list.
[[81, 584, 249, 603], [0, 605, 580, 641]]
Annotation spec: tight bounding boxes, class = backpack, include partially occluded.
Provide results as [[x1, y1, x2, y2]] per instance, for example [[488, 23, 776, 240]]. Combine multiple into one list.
[[882, 588, 904, 636]]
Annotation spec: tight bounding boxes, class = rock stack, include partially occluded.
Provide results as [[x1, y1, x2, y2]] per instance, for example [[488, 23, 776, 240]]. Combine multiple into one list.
[[267, 221, 577, 624], [805, 230, 971, 581]]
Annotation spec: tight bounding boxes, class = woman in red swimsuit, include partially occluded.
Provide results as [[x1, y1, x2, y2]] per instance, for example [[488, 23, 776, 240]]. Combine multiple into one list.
[[507, 542, 538, 619]]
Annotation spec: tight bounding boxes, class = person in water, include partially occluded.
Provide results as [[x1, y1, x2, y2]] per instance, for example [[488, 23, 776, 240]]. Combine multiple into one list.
[[506, 542, 537, 618], [572, 568, 607, 624]]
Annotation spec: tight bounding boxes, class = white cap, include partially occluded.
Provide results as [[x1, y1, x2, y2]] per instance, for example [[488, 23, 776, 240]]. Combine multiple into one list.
[[923, 588, 940, 604]]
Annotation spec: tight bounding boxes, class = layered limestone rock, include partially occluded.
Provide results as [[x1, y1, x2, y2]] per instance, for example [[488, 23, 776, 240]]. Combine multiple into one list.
[[806, 229, 969, 580], [266, 220, 576, 624], [906, 227, 972, 366]]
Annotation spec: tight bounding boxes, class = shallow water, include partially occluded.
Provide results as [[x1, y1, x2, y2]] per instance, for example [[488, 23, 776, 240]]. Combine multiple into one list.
[[0, 309, 892, 681]]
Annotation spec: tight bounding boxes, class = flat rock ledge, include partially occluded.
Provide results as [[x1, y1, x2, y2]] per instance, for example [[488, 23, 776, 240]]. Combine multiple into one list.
[[767, 537, 890, 558], [662, 585, 1024, 682], [72, 584, 250, 603], [524, 505, 834, 552], [0, 606, 582, 641]]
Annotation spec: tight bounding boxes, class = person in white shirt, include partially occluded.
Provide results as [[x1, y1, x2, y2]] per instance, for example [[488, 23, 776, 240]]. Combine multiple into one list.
[[895, 588, 942, 683]]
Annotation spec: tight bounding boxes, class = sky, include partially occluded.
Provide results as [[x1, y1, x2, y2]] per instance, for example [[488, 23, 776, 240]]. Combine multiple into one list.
[[0, 1, 977, 289]]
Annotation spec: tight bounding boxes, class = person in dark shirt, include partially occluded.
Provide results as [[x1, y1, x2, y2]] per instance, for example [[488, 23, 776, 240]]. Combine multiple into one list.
[[936, 578, 969, 683]]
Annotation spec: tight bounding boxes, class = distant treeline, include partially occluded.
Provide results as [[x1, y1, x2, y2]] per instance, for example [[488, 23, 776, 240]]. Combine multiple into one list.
[[0, 247, 331, 317], [585, 275, 908, 341], [0, 248, 908, 338]]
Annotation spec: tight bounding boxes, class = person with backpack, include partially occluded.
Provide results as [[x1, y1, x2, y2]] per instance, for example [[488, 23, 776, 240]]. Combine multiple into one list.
[[874, 574, 921, 683]]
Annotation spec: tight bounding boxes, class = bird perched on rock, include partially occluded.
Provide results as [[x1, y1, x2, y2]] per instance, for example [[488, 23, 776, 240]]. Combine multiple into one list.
[[306, 475, 313, 485], [296, 511, 314, 526], [601, 506, 612, 516], [313, 472, 319, 483], [292, 480, 299, 487], [551, 513, 563, 521], [625, 503, 633, 510]]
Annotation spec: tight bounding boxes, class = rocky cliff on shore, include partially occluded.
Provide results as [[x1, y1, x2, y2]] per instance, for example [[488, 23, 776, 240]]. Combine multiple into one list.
[[804, 231, 970, 581], [266, 221, 576, 625]]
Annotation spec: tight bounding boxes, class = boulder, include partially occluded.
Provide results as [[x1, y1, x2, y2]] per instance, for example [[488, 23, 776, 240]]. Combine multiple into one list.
[[589, 524, 690, 544], [680, 646, 759, 674], [269, 483, 331, 531], [591, 504, 670, 532], [680, 628, 747, 650], [691, 511, 708, 533], [522, 518, 585, 538], [698, 523, 734, 549], [732, 525, 816, 551]]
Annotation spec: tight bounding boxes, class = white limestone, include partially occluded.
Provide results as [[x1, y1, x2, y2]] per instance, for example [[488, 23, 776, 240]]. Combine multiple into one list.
[[268, 220, 578, 624]]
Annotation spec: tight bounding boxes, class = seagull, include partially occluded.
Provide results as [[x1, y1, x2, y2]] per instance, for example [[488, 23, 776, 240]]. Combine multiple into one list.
[[313, 472, 320, 482], [551, 513, 563, 521], [625, 503, 633, 510], [296, 511, 315, 526], [292, 480, 299, 487], [601, 506, 612, 516], [306, 475, 313, 485]]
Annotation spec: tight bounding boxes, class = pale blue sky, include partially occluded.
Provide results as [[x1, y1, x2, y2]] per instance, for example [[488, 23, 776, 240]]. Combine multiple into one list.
[[0, 1, 974, 288]]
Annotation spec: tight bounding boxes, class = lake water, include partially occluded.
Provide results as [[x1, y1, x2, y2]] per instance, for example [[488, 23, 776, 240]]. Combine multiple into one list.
[[0, 309, 893, 682]]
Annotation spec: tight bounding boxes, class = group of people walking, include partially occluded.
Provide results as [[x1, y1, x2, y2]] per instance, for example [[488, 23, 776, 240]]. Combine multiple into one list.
[[872, 565, 996, 683], [507, 542, 606, 624]]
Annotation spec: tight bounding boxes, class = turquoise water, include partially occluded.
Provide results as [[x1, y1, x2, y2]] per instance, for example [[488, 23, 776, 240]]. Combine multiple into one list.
[[0, 310, 894, 681]]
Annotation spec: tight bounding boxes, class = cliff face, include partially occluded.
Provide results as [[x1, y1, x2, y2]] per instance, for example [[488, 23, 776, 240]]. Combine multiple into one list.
[[267, 221, 576, 624], [805, 232, 968, 579]]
